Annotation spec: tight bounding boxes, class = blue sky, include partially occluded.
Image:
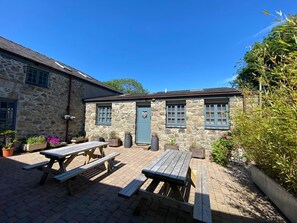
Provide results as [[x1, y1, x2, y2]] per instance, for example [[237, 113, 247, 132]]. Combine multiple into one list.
[[0, 0, 296, 92]]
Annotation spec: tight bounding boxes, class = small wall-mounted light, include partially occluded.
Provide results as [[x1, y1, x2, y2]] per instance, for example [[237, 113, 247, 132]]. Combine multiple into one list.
[[64, 115, 75, 120], [64, 115, 71, 120]]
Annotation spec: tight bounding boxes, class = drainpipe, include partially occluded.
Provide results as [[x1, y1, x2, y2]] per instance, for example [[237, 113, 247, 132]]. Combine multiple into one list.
[[65, 76, 72, 142]]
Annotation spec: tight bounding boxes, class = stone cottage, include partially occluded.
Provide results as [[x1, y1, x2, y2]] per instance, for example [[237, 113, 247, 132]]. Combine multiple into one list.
[[84, 88, 243, 151], [0, 36, 120, 142]]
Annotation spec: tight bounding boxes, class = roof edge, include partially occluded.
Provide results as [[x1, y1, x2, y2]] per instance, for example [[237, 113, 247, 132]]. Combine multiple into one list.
[[84, 89, 242, 102]]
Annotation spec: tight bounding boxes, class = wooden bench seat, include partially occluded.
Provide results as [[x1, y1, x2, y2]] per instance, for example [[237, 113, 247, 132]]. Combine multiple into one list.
[[54, 152, 120, 195], [118, 173, 148, 198], [22, 161, 50, 170], [192, 165, 212, 223]]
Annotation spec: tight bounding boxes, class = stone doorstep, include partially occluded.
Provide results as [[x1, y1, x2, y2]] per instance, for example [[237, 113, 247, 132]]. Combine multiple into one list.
[[132, 144, 151, 150]]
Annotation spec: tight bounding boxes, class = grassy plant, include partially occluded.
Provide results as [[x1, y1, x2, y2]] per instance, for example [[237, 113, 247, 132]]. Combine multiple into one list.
[[26, 136, 46, 144], [109, 131, 118, 139], [190, 141, 200, 150], [168, 136, 177, 145], [72, 136, 85, 141]]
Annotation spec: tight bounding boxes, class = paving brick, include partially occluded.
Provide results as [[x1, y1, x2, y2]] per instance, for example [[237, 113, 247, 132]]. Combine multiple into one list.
[[0, 146, 288, 223]]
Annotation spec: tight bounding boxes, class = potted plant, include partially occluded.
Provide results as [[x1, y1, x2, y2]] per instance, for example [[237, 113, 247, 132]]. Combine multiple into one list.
[[1, 130, 17, 157], [71, 136, 87, 144], [164, 136, 179, 150], [23, 136, 47, 152], [47, 136, 67, 148], [109, 131, 121, 147], [189, 141, 205, 159]]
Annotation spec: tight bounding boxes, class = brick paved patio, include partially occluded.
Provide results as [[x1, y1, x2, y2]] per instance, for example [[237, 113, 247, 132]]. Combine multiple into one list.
[[0, 146, 287, 223]]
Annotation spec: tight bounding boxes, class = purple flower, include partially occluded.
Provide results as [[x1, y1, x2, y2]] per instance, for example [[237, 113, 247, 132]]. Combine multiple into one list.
[[47, 136, 61, 145]]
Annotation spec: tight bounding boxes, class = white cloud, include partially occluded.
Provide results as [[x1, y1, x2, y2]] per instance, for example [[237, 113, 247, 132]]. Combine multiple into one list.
[[252, 23, 279, 38], [217, 75, 237, 85], [224, 74, 237, 83]]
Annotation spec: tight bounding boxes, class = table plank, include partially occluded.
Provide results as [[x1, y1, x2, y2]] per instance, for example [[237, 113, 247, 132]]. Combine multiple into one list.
[[161, 151, 188, 184], [162, 151, 183, 177], [142, 149, 171, 173], [151, 150, 178, 176], [142, 150, 191, 185], [177, 152, 192, 182], [40, 141, 108, 159], [170, 152, 187, 178]]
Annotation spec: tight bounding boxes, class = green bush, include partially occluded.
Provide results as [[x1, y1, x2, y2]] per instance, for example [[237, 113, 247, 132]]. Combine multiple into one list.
[[232, 15, 297, 196], [72, 136, 85, 141], [26, 136, 46, 144], [211, 132, 233, 166]]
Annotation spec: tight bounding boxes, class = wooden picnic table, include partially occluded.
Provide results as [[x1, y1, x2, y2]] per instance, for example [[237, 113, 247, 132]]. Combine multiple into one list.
[[119, 149, 212, 222], [142, 149, 192, 201], [122, 149, 193, 214], [38, 141, 108, 185], [23, 141, 121, 195]]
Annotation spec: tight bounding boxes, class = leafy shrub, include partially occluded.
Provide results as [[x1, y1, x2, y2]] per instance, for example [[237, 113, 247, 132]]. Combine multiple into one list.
[[1, 130, 16, 148], [232, 15, 297, 195], [211, 132, 233, 166], [26, 136, 46, 144]]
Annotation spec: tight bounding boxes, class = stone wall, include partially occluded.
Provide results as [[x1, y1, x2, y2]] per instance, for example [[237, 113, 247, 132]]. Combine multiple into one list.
[[85, 96, 243, 151], [151, 99, 224, 151], [85, 102, 137, 142], [0, 53, 116, 142]]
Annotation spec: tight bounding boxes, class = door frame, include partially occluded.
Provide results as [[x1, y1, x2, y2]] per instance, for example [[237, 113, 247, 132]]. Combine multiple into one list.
[[136, 104, 151, 144]]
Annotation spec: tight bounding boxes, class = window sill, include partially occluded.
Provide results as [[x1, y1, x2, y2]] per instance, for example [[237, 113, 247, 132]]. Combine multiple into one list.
[[166, 126, 186, 129], [204, 126, 229, 130], [26, 81, 49, 88], [96, 123, 111, 126]]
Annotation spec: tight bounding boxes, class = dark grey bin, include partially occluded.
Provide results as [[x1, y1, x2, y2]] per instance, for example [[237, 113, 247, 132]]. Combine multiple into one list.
[[151, 134, 159, 151]]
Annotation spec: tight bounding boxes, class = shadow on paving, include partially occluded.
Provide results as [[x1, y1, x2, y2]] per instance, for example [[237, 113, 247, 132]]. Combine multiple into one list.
[[1, 150, 289, 223], [0, 156, 190, 222], [220, 164, 289, 223]]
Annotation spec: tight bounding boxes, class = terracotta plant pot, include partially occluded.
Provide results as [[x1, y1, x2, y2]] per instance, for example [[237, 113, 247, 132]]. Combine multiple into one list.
[[2, 148, 13, 157]]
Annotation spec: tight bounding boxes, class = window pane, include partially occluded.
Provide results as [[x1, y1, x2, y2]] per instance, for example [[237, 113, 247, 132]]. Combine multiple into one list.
[[26, 67, 49, 87], [97, 106, 111, 125], [205, 103, 228, 128], [167, 104, 186, 127], [0, 100, 16, 131]]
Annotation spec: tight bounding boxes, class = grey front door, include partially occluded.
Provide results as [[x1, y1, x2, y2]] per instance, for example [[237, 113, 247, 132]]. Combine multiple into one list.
[[136, 106, 151, 144]]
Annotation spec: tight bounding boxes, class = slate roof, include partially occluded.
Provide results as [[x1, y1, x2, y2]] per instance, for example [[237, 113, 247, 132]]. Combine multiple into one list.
[[84, 87, 242, 102], [0, 36, 120, 93]]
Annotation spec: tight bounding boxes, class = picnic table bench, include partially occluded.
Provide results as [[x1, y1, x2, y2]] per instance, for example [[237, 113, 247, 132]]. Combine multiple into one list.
[[23, 141, 120, 195], [119, 149, 212, 222], [191, 165, 212, 223], [119, 150, 193, 211]]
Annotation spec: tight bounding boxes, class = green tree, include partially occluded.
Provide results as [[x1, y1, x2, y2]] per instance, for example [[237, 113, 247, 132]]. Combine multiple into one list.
[[232, 14, 297, 195], [104, 78, 148, 95], [232, 14, 297, 89]]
